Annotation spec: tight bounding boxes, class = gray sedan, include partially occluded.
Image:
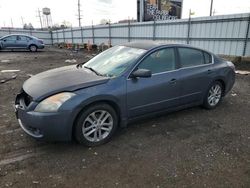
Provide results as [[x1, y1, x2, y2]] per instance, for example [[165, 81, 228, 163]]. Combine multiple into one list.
[[15, 42, 235, 146], [0, 34, 45, 52]]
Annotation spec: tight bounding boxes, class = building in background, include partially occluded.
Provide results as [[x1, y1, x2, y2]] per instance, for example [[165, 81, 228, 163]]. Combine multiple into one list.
[[137, 0, 183, 22]]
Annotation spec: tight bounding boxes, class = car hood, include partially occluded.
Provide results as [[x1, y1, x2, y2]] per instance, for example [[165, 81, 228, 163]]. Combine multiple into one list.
[[23, 65, 109, 101]]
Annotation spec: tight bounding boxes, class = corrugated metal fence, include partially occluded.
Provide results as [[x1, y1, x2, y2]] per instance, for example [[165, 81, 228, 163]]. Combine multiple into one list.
[[52, 13, 250, 57], [0, 29, 52, 45], [1, 13, 249, 56]]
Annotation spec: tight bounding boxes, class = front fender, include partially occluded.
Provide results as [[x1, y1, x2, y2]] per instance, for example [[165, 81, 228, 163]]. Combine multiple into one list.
[[59, 93, 125, 140]]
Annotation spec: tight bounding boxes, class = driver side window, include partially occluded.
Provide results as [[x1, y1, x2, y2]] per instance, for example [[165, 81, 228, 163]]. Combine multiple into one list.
[[5, 36, 17, 41], [138, 48, 176, 74]]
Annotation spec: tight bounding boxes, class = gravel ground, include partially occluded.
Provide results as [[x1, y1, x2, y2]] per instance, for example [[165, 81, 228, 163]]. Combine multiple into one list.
[[0, 47, 250, 188]]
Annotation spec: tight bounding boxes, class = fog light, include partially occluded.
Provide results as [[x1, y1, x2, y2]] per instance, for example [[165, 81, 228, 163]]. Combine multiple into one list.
[[28, 127, 42, 136]]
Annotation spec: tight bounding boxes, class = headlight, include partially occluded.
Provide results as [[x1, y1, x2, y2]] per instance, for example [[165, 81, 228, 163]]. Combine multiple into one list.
[[34, 92, 76, 112]]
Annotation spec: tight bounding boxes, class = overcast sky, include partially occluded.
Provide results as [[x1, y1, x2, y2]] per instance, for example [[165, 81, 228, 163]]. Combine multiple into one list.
[[0, 0, 249, 28]]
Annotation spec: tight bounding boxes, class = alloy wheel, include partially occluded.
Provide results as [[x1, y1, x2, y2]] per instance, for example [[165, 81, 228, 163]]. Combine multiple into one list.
[[207, 84, 222, 107], [30, 45, 37, 52], [82, 110, 113, 142]]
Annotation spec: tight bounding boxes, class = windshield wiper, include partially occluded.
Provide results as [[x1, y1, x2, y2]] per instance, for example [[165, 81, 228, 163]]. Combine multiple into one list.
[[84, 66, 104, 76], [76, 61, 86, 68]]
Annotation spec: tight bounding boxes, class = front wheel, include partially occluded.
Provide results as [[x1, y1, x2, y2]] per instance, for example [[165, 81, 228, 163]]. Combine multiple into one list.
[[29, 45, 37, 52], [203, 81, 223, 109], [74, 103, 118, 146]]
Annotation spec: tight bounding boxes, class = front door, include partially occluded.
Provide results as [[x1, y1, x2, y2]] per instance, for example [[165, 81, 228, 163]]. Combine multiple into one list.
[[126, 47, 181, 118], [2, 35, 17, 48]]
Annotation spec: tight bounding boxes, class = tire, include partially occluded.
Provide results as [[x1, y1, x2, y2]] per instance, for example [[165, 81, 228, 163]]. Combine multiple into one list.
[[74, 103, 118, 146], [29, 45, 37, 52], [203, 81, 223, 109]]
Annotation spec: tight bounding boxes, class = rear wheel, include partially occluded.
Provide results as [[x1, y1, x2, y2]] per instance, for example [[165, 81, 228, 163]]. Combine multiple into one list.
[[203, 81, 223, 109], [29, 45, 37, 52], [74, 103, 118, 146]]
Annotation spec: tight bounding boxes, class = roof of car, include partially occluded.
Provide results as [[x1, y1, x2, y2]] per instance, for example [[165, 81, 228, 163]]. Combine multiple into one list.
[[122, 41, 163, 50], [0, 34, 36, 39], [123, 41, 190, 50], [122, 41, 213, 54]]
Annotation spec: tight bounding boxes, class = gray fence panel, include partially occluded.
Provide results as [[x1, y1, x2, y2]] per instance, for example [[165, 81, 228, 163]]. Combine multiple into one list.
[[111, 24, 129, 38], [1, 13, 249, 56], [3, 13, 247, 56]]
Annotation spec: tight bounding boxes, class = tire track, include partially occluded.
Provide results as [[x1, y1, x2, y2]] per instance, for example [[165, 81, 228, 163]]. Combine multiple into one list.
[[0, 145, 51, 167]]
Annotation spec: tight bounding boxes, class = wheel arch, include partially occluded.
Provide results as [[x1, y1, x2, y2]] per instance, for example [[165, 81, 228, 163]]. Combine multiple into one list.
[[214, 78, 226, 96], [28, 44, 38, 49]]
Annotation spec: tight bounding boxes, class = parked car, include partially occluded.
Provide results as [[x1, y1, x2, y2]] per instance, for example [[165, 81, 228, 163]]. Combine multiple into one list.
[[0, 34, 44, 52], [15, 42, 235, 146]]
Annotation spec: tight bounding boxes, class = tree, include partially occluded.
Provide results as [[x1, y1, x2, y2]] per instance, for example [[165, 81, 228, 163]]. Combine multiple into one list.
[[100, 19, 109, 25], [23, 23, 34, 30], [28, 23, 34, 30], [61, 20, 72, 28]]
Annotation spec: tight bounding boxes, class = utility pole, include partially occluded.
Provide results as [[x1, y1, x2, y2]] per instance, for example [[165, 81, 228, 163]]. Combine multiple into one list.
[[210, 0, 214, 16], [187, 9, 194, 44], [37, 8, 43, 29], [11, 18, 13, 28], [21, 16, 24, 27], [139, 0, 144, 22], [77, 0, 82, 27], [213, 9, 216, 16]]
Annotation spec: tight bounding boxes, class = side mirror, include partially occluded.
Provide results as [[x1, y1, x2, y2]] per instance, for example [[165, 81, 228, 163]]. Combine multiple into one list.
[[130, 69, 152, 79]]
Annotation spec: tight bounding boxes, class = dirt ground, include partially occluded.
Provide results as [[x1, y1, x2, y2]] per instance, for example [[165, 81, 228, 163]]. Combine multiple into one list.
[[0, 47, 250, 188]]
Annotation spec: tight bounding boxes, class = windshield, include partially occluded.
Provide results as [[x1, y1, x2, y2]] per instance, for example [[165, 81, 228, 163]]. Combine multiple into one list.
[[83, 46, 146, 77]]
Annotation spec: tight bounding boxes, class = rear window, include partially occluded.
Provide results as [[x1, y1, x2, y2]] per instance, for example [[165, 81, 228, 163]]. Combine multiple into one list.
[[203, 52, 212, 64], [178, 48, 204, 68]]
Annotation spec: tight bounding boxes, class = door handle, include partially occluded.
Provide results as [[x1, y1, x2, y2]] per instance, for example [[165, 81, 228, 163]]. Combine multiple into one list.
[[170, 78, 177, 84], [207, 70, 213, 74]]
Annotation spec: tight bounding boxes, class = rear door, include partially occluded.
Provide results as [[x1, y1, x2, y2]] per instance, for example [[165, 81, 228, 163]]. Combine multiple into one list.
[[126, 47, 181, 118], [16, 36, 29, 48], [177, 47, 213, 105]]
